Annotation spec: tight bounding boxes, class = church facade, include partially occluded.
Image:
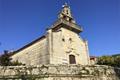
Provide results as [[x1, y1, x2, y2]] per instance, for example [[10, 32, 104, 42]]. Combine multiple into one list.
[[11, 3, 90, 65]]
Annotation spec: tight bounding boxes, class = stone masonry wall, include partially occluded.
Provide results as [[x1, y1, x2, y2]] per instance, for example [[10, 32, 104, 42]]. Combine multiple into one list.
[[11, 38, 49, 65], [0, 65, 120, 80], [51, 27, 90, 65]]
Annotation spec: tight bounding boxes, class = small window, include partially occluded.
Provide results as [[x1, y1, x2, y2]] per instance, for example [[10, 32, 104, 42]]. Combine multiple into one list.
[[69, 38, 72, 41], [62, 38, 65, 42], [69, 38, 73, 43], [66, 10, 69, 14]]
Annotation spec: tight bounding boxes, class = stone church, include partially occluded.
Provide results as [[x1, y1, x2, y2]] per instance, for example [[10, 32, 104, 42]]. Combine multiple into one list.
[[11, 3, 90, 65]]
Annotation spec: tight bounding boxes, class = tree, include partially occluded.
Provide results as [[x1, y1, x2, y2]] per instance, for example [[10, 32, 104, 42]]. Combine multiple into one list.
[[0, 50, 24, 66], [0, 50, 12, 66]]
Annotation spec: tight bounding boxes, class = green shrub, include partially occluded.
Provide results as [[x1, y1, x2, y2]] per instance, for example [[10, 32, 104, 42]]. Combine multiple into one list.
[[12, 60, 24, 66], [0, 51, 12, 66], [97, 55, 120, 67], [0, 50, 24, 66]]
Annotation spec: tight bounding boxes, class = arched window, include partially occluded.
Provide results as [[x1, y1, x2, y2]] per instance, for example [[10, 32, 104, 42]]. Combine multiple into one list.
[[69, 55, 76, 64]]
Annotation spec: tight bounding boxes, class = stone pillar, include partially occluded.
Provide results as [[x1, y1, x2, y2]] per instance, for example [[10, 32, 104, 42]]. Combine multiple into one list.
[[47, 29, 53, 64], [84, 40, 90, 65]]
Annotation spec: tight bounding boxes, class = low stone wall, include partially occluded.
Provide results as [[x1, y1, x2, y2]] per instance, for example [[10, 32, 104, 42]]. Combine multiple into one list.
[[0, 65, 120, 80]]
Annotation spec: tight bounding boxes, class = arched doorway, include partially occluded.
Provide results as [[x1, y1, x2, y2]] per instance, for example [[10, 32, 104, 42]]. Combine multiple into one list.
[[69, 55, 76, 64]]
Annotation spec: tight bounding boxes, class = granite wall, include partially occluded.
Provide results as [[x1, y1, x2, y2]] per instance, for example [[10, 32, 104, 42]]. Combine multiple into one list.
[[11, 38, 49, 65], [50, 27, 90, 65], [0, 65, 120, 80]]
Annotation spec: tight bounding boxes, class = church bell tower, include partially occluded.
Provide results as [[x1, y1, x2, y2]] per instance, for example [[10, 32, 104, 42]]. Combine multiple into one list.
[[47, 3, 90, 65], [58, 3, 76, 23]]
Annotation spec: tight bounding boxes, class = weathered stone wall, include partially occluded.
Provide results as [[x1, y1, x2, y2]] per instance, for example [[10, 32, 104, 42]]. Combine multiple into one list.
[[61, 27, 90, 65], [0, 65, 120, 80], [11, 38, 49, 65], [50, 27, 90, 65]]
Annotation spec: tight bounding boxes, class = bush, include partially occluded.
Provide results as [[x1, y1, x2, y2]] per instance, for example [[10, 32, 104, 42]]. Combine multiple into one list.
[[97, 55, 120, 67], [0, 50, 24, 66], [0, 51, 12, 66], [12, 60, 23, 66]]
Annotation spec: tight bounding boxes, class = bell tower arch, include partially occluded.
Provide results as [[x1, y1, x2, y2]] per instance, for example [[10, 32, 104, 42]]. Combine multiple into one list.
[[58, 3, 76, 23]]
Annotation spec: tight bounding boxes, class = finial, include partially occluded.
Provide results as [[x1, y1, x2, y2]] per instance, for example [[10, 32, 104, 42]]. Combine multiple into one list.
[[62, 2, 69, 8]]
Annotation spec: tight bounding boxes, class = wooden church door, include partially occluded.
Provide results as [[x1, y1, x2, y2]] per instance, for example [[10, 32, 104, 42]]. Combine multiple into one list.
[[69, 55, 76, 64]]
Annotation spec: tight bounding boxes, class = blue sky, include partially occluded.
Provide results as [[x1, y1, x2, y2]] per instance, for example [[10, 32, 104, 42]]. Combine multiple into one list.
[[0, 0, 120, 56]]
